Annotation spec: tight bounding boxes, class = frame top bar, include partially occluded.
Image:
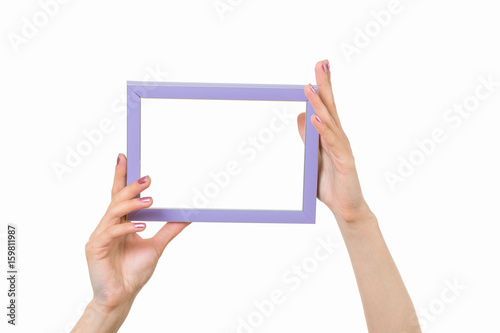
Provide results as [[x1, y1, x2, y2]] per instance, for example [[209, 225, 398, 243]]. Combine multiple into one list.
[[127, 81, 315, 90]]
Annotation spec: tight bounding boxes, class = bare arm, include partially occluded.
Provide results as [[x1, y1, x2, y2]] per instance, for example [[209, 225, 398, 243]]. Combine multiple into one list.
[[72, 298, 133, 333], [298, 59, 421, 333], [337, 213, 420, 332]]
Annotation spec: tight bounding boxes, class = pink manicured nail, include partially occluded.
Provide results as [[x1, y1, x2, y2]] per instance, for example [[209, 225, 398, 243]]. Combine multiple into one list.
[[140, 197, 152, 203], [134, 223, 146, 229], [309, 84, 317, 94], [116, 154, 121, 166], [326, 61, 330, 72], [138, 175, 149, 184], [315, 114, 322, 123]]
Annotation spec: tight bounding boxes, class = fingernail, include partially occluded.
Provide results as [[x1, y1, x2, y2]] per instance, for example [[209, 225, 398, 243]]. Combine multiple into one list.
[[322, 60, 330, 73], [116, 154, 121, 166], [134, 223, 146, 229], [309, 84, 317, 94], [315, 114, 322, 123], [138, 175, 149, 184], [140, 197, 152, 203]]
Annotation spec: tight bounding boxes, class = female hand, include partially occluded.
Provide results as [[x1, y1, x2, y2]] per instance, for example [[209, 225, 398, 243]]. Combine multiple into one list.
[[298, 60, 421, 333], [298, 59, 373, 224], [74, 153, 190, 332]]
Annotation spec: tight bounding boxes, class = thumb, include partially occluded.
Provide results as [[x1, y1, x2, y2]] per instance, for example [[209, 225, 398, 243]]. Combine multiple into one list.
[[297, 112, 306, 144], [150, 222, 191, 256]]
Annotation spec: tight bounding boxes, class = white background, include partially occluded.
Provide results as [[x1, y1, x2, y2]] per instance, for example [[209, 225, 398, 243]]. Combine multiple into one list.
[[140, 98, 305, 211], [1, 0, 499, 332]]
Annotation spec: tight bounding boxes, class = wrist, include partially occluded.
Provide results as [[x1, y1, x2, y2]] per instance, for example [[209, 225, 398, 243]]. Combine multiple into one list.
[[329, 203, 379, 236], [91, 295, 135, 316], [337, 211, 379, 238], [328, 200, 375, 224], [72, 298, 134, 333]]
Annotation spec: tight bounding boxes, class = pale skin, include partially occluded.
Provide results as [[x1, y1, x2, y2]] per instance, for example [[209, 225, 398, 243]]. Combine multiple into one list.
[[72, 157, 190, 333], [72, 60, 421, 333], [299, 60, 421, 333]]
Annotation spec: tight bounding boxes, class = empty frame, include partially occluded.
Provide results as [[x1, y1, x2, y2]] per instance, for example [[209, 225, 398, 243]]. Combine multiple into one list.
[[127, 81, 319, 223]]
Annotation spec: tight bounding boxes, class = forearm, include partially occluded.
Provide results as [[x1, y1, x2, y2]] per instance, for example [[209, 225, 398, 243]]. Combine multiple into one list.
[[335, 211, 421, 333], [71, 298, 133, 333]]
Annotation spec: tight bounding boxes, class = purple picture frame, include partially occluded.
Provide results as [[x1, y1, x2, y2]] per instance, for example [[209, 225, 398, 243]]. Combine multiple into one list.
[[127, 81, 319, 223]]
